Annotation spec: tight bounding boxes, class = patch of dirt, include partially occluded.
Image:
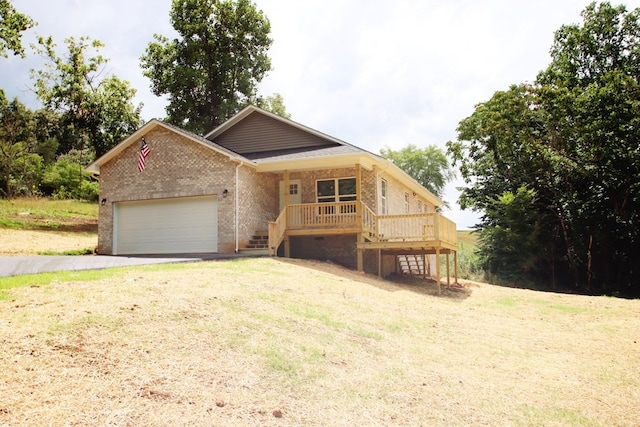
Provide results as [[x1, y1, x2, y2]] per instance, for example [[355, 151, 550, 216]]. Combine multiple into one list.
[[0, 228, 97, 255]]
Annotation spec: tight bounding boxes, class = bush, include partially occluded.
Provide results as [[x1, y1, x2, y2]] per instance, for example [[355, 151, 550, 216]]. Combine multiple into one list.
[[40, 152, 98, 201]]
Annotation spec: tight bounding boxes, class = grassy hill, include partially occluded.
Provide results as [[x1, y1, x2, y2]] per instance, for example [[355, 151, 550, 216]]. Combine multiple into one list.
[[1, 257, 638, 426]]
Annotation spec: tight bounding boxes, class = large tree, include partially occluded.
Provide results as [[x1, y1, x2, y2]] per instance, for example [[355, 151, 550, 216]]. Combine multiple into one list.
[[447, 2, 640, 296], [31, 36, 142, 158], [0, 0, 35, 57], [380, 144, 454, 199], [140, 0, 273, 134], [0, 95, 43, 197]]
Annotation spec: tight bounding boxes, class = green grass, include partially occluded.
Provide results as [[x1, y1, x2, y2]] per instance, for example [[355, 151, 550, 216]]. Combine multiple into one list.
[[36, 248, 96, 255], [0, 198, 98, 231]]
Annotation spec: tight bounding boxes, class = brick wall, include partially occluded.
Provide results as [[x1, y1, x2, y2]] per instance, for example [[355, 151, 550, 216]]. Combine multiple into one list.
[[237, 166, 279, 247], [97, 126, 263, 254]]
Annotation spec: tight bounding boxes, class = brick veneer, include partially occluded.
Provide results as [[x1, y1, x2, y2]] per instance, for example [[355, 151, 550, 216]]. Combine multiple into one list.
[[97, 127, 279, 254]]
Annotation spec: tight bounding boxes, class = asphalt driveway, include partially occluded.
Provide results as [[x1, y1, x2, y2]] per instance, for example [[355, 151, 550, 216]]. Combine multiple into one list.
[[0, 254, 232, 278]]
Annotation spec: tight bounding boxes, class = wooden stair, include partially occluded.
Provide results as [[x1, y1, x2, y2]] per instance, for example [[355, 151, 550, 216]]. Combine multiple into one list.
[[398, 254, 428, 276]]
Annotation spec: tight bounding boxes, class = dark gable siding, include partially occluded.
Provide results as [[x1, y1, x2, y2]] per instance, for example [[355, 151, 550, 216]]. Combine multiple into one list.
[[212, 111, 339, 154]]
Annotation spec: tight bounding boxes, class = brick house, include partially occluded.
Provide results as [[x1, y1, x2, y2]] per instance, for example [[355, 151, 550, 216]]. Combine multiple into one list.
[[87, 106, 458, 285]]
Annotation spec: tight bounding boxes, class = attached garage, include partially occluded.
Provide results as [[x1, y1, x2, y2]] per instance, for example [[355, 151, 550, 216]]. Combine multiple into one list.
[[113, 196, 218, 255]]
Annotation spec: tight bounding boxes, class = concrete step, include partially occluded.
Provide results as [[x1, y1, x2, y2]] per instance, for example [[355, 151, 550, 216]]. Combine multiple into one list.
[[238, 248, 270, 257]]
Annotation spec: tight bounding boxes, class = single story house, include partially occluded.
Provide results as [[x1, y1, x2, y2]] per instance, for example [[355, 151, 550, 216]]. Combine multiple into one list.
[[86, 106, 458, 287]]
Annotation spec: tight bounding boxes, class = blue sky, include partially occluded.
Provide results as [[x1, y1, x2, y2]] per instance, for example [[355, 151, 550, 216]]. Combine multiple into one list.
[[4, 0, 639, 228]]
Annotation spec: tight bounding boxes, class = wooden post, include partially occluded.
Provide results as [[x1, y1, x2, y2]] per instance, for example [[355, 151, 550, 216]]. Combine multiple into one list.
[[454, 250, 458, 284], [355, 164, 363, 227], [435, 248, 441, 295], [446, 252, 450, 289], [357, 234, 364, 272], [284, 170, 290, 209], [422, 251, 426, 280], [284, 236, 290, 258], [377, 249, 382, 277]]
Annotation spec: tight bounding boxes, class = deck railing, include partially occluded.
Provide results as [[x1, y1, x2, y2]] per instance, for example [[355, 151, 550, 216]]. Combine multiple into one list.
[[268, 202, 457, 254], [287, 201, 359, 229], [376, 212, 457, 245]]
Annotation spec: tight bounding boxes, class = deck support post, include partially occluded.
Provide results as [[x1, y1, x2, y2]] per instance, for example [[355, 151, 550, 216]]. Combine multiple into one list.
[[446, 252, 450, 289], [377, 249, 382, 277], [454, 250, 458, 284], [284, 236, 290, 258], [422, 251, 426, 280], [357, 234, 364, 272], [435, 248, 441, 295]]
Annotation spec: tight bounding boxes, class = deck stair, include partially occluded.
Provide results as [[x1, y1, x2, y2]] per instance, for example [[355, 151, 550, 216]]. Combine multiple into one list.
[[398, 254, 426, 276]]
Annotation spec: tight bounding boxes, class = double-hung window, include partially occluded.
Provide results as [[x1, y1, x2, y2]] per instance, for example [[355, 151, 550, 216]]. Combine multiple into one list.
[[317, 177, 357, 213], [380, 179, 388, 215]]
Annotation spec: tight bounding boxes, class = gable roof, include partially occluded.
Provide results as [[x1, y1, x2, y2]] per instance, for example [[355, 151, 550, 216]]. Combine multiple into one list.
[[85, 119, 249, 175], [86, 107, 445, 207]]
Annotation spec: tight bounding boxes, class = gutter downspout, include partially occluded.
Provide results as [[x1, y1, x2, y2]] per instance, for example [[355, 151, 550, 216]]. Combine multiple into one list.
[[235, 161, 244, 253]]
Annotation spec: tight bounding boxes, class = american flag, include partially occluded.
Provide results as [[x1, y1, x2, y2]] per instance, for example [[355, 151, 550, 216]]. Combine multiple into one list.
[[138, 137, 150, 172]]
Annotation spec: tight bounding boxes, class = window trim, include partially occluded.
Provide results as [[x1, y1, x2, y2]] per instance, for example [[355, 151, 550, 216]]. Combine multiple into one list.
[[316, 177, 357, 203], [380, 178, 388, 215]]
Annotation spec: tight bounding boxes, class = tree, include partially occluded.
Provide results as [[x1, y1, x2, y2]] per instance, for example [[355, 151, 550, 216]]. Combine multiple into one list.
[[256, 93, 290, 119], [0, 0, 35, 57], [0, 96, 42, 197], [447, 2, 640, 296], [141, 0, 273, 134], [31, 36, 142, 157], [380, 144, 454, 199]]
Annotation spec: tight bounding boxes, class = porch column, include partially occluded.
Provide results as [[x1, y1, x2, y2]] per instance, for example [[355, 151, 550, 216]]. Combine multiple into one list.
[[435, 248, 441, 295], [284, 170, 290, 209], [355, 164, 363, 226]]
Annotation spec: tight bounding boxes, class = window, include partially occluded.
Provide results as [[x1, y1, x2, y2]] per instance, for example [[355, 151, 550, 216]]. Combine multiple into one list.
[[289, 183, 298, 195], [417, 200, 423, 213], [317, 178, 356, 203], [380, 179, 388, 215], [404, 193, 410, 213], [317, 177, 357, 214]]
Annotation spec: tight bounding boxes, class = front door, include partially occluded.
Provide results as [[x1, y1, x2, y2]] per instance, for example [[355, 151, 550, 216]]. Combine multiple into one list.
[[279, 179, 302, 211]]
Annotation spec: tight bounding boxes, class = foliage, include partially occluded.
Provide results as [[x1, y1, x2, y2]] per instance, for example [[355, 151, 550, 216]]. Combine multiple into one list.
[[256, 93, 291, 118], [41, 152, 99, 201], [380, 143, 454, 199], [31, 36, 142, 157], [0, 0, 35, 57], [0, 96, 41, 197], [447, 2, 640, 297], [140, 0, 273, 134]]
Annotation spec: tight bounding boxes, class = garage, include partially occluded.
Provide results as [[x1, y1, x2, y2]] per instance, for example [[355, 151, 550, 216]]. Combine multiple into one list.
[[114, 196, 218, 255]]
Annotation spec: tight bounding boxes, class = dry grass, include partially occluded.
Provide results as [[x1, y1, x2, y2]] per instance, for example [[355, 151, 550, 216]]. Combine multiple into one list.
[[1, 257, 639, 426], [0, 228, 97, 255], [0, 198, 98, 255]]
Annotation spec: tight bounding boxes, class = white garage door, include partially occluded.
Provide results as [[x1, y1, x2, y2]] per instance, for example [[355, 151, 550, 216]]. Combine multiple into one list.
[[114, 196, 218, 255]]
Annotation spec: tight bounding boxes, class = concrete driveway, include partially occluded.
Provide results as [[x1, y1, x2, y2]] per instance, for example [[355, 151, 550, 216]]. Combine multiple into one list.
[[0, 254, 226, 278]]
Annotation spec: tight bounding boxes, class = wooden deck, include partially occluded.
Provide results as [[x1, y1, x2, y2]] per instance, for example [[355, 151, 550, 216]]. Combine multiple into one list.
[[268, 202, 458, 291]]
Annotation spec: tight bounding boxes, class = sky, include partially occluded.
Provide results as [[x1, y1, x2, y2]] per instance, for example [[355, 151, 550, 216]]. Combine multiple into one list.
[[3, 0, 640, 228]]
